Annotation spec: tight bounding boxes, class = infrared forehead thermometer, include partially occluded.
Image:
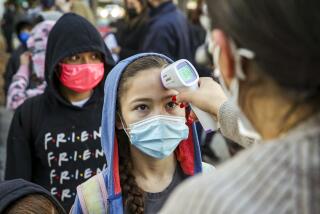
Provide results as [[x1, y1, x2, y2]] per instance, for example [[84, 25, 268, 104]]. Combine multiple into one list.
[[161, 59, 218, 133]]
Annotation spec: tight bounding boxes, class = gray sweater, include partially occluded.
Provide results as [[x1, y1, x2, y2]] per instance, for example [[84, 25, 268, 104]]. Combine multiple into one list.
[[161, 102, 320, 214], [218, 101, 256, 148]]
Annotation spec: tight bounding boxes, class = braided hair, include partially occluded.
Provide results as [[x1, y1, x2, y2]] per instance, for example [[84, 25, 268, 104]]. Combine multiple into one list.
[[118, 137, 144, 214]]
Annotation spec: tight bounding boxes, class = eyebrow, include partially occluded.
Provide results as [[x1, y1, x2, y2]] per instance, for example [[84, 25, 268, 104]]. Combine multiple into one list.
[[129, 98, 152, 104], [129, 94, 175, 104]]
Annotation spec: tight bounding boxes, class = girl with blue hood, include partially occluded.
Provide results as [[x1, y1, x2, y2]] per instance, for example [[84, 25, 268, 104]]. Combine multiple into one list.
[[71, 53, 214, 214]]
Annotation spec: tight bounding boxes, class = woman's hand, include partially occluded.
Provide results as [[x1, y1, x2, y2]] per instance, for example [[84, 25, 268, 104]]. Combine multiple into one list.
[[176, 77, 227, 117]]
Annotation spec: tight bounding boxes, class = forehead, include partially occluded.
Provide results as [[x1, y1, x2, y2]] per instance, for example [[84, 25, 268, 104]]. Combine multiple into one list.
[[121, 68, 173, 101], [66, 51, 100, 57]]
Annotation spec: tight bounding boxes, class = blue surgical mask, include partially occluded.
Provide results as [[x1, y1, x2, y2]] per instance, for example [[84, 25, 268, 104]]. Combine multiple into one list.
[[18, 32, 30, 46], [122, 115, 189, 159]]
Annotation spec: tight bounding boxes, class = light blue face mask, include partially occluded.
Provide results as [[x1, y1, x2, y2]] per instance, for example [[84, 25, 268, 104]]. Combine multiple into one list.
[[121, 115, 189, 159]]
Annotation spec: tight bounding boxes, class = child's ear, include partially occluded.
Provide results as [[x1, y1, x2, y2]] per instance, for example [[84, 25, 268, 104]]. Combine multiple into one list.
[[115, 113, 124, 130]]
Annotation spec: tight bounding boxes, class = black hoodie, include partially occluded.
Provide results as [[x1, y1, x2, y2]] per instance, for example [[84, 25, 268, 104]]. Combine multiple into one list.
[[5, 13, 114, 211], [0, 179, 66, 213]]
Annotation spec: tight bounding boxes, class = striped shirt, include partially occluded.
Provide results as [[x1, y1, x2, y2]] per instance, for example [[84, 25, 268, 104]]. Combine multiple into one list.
[[160, 104, 320, 214]]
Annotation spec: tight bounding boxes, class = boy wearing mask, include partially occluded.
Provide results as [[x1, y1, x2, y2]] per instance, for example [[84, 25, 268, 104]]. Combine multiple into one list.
[[5, 13, 114, 211]]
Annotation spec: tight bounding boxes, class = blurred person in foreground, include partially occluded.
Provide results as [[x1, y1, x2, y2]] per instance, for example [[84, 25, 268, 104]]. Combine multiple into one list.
[[161, 0, 320, 213]]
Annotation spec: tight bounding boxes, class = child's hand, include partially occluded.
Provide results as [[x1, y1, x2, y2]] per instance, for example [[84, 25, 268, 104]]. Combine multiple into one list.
[[20, 52, 31, 66], [175, 77, 227, 117]]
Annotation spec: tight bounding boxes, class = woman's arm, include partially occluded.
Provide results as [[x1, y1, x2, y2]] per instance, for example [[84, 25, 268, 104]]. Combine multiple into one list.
[[218, 100, 254, 148], [176, 77, 253, 148]]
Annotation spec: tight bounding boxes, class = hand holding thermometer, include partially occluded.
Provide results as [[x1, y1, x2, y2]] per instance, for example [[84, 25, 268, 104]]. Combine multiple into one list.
[[161, 59, 218, 133]]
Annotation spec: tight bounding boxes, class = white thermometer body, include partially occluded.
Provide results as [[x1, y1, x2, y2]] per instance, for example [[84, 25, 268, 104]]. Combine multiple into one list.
[[161, 59, 218, 133]]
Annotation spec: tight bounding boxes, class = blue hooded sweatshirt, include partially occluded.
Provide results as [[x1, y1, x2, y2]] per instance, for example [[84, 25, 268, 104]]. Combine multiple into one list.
[[71, 53, 212, 214]]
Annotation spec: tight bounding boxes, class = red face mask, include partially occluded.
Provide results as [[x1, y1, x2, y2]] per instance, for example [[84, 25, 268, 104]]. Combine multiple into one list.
[[59, 63, 104, 93]]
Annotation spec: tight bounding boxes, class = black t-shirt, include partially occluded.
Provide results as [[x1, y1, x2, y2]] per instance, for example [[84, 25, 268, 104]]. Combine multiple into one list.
[[145, 165, 187, 213], [124, 165, 187, 214]]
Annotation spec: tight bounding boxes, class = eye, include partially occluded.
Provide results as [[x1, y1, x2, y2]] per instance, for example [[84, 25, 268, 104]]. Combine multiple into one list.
[[68, 54, 80, 62], [91, 53, 102, 61], [165, 101, 177, 110], [134, 104, 149, 112]]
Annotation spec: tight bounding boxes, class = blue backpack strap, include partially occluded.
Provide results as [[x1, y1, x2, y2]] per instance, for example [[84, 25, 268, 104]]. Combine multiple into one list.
[[202, 162, 215, 174], [76, 173, 108, 214], [70, 196, 84, 214]]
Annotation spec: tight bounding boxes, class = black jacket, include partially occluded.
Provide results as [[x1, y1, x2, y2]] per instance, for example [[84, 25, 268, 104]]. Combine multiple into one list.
[[0, 179, 66, 213], [142, 1, 193, 61], [115, 9, 149, 60], [5, 13, 114, 211]]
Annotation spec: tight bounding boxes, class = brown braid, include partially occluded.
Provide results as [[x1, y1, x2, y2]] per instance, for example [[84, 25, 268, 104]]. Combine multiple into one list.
[[117, 129, 144, 213], [119, 153, 144, 214], [116, 56, 170, 213]]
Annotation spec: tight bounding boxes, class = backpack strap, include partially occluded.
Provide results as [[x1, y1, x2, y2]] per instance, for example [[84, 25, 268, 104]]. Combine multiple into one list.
[[201, 162, 215, 174], [76, 173, 108, 214]]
